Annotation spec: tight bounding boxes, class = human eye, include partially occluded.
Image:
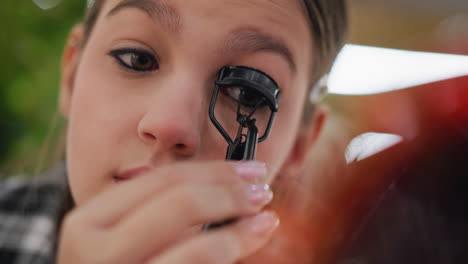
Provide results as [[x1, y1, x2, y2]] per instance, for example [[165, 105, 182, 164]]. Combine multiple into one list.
[[221, 86, 267, 110], [108, 48, 159, 72]]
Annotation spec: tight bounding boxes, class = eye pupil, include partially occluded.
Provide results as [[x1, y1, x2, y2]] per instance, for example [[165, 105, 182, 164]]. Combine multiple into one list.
[[241, 90, 263, 107], [243, 92, 256, 104], [132, 54, 152, 69], [223, 87, 265, 108]]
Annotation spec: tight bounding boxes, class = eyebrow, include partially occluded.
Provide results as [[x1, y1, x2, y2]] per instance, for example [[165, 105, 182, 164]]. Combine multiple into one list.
[[108, 1, 296, 74], [222, 30, 297, 74], [107, 0, 181, 33]]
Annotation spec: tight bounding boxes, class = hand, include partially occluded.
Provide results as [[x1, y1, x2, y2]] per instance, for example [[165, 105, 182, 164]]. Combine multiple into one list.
[[57, 161, 278, 264]]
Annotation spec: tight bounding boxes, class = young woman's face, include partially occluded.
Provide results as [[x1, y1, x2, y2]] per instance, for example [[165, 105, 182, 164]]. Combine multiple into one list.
[[63, 0, 314, 206]]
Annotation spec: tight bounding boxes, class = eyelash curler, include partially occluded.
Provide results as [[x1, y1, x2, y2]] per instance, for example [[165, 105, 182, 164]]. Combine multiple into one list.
[[203, 65, 281, 231], [210, 65, 281, 160]]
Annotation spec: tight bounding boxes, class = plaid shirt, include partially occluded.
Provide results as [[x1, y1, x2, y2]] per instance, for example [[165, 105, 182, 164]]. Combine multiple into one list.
[[0, 165, 69, 264]]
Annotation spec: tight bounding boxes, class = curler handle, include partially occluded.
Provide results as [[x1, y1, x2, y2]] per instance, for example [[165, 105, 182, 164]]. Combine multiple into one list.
[[202, 119, 259, 231], [242, 119, 258, 160]]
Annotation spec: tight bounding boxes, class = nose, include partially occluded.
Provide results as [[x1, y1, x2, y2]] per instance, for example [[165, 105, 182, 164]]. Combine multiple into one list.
[[137, 81, 204, 158]]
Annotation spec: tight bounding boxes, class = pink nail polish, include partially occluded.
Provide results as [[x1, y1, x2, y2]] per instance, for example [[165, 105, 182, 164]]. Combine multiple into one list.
[[248, 211, 280, 234], [246, 184, 273, 205], [234, 161, 267, 182]]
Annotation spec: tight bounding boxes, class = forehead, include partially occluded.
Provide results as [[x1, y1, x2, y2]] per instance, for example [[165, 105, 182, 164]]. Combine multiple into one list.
[[101, 0, 310, 38], [100, 0, 313, 71], [192, 0, 306, 21], [102, 0, 307, 22]]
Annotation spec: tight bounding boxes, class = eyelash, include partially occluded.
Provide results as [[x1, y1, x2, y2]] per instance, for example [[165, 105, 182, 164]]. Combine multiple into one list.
[[107, 49, 274, 111], [108, 48, 159, 72], [220, 86, 267, 111]]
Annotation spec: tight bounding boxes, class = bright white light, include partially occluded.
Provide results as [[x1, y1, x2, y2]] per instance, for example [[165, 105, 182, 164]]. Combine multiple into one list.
[[32, 0, 62, 9], [328, 44, 468, 95], [345, 132, 404, 164]]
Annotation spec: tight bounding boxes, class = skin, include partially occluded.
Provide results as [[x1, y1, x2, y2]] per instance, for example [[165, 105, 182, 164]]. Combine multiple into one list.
[[58, 0, 326, 263]]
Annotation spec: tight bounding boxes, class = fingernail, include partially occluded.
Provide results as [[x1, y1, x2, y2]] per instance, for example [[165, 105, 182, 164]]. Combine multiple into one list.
[[246, 184, 273, 206], [234, 162, 267, 182], [248, 211, 280, 234]]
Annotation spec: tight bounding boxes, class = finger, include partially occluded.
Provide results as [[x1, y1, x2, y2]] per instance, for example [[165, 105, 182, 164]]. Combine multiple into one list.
[[108, 182, 273, 262], [75, 161, 267, 227], [149, 211, 280, 264]]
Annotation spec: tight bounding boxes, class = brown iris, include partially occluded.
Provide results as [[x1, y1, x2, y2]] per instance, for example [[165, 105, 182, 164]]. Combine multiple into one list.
[[130, 53, 156, 71], [109, 48, 159, 72]]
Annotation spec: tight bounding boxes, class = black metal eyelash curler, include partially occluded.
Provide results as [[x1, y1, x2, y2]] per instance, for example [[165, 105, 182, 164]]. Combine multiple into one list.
[[210, 66, 281, 161], [203, 65, 281, 231]]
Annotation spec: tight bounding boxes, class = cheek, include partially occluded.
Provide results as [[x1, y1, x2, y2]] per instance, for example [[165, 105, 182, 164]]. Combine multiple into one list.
[[66, 50, 143, 204], [257, 90, 304, 180], [69, 54, 140, 148]]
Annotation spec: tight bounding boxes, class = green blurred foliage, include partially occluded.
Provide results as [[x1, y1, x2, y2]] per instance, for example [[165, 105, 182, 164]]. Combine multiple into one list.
[[0, 0, 86, 175]]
